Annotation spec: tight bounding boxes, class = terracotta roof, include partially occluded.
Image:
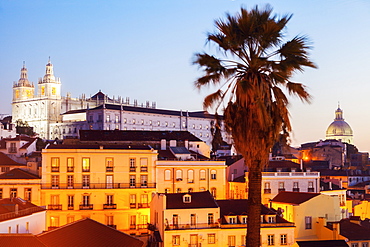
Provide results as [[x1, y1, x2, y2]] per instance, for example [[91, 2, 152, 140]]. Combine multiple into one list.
[[296, 240, 349, 247], [0, 152, 26, 166], [0, 168, 40, 179], [37, 218, 143, 247], [79, 130, 203, 142], [320, 180, 343, 191], [271, 191, 320, 205], [165, 191, 218, 209], [326, 218, 370, 241], [0, 235, 47, 247], [267, 160, 300, 169], [46, 144, 151, 150], [158, 149, 177, 159], [0, 198, 45, 222]]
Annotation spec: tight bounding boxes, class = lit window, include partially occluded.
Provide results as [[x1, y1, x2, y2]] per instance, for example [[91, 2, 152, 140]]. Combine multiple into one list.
[[187, 170, 194, 183], [106, 158, 114, 172], [208, 233, 216, 244], [82, 158, 90, 172], [164, 170, 171, 181], [172, 235, 180, 245], [140, 158, 148, 172], [200, 170, 206, 180], [176, 170, 183, 181], [51, 158, 60, 172]]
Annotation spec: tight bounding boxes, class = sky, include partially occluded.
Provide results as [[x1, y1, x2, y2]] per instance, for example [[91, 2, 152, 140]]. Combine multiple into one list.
[[1, 0, 370, 152]]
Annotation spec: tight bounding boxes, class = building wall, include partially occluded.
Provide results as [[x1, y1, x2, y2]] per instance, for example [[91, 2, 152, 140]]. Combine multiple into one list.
[[0, 210, 46, 234], [156, 160, 227, 199], [41, 147, 158, 233], [0, 180, 41, 206]]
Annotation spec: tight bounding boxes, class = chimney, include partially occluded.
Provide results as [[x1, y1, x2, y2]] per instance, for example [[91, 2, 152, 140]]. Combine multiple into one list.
[[161, 139, 166, 150], [332, 222, 340, 240], [329, 181, 332, 190]]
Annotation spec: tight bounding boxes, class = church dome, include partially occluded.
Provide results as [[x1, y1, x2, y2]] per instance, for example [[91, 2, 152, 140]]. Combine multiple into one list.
[[325, 107, 353, 144]]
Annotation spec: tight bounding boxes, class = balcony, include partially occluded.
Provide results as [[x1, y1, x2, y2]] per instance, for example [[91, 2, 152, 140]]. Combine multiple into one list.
[[107, 225, 117, 229], [106, 167, 114, 172], [103, 204, 117, 209], [165, 223, 220, 230], [41, 182, 156, 189], [48, 204, 62, 210], [293, 188, 300, 192], [130, 167, 136, 172], [79, 204, 93, 210], [138, 203, 149, 208], [51, 167, 60, 172], [67, 167, 74, 172], [308, 188, 315, 192], [264, 188, 271, 194], [130, 203, 136, 209], [140, 167, 148, 172], [68, 205, 74, 210], [278, 188, 285, 192]]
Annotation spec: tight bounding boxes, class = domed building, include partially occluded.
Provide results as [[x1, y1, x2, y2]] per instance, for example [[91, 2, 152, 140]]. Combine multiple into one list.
[[326, 106, 353, 144]]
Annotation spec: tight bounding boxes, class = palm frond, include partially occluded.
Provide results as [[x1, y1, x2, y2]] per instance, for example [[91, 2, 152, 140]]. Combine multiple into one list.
[[203, 90, 224, 109], [286, 81, 312, 102]]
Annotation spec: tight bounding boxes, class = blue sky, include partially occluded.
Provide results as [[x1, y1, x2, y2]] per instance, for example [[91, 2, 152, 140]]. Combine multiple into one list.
[[1, 0, 370, 152]]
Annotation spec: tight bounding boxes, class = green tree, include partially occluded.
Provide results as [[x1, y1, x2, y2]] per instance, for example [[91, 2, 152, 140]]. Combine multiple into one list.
[[194, 5, 316, 246]]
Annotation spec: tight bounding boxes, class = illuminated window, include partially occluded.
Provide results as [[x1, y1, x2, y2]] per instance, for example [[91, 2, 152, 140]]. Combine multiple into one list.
[[0, 188, 3, 199], [41, 86, 45, 95], [52, 87, 56, 95], [15, 90, 19, 99], [211, 187, 217, 198], [140, 158, 148, 172], [82, 158, 90, 172], [173, 235, 180, 245], [187, 170, 194, 183], [50, 216, 59, 228], [67, 158, 74, 172], [141, 119, 144, 125], [51, 157, 60, 172], [130, 194, 136, 208], [176, 170, 183, 181], [208, 234, 216, 243]]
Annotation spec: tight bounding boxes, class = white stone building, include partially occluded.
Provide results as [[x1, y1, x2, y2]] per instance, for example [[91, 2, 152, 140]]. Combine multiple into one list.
[[11, 60, 230, 146]]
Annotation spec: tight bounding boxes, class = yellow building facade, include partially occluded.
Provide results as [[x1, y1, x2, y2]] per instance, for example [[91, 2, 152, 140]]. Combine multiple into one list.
[[41, 144, 158, 235]]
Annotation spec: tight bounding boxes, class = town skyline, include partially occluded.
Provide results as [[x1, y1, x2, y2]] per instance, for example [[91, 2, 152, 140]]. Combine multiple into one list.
[[1, 0, 370, 152]]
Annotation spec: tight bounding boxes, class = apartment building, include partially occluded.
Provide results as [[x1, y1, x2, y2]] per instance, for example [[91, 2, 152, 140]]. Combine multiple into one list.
[[41, 143, 158, 235]]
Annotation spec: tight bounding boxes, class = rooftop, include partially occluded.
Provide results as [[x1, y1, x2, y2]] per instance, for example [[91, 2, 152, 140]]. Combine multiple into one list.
[[271, 191, 320, 205]]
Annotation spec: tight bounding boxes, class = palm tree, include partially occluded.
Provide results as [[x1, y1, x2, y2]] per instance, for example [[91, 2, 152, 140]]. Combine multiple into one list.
[[194, 5, 316, 247]]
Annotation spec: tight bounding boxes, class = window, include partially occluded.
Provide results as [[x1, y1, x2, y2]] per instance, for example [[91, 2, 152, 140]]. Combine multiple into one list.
[[187, 170, 194, 183], [24, 188, 32, 201], [173, 214, 179, 228], [268, 234, 275, 246], [351, 244, 359, 247], [172, 235, 180, 245], [51, 175, 59, 188], [130, 194, 136, 208], [279, 182, 285, 192], [362, 243, 369, 247], [208, 234, 216, 244], [130, 175, 136, 187], [129, 158, 136, 172], [211, 187, 217, 198], [305, 216, 312, 229], [211, 170, 217, 180], [176, 188, 182, 193], [67, 158, 74, 172], [50, 216, 59, 228], [264, 182, 271, 194], [130, 215, 136, 229], [165, 188, 170, 193], [0, 188, 3, 199], [190, 214, 196, 226], [82, 158, 90, 172], [67, 175, 74, 188], [106, 215, 114, 227], [106, 175, 113, 189], [141, 119, 144, 125], [68, 195, 74, 209], [67, 216, 75, 224], [308, 181, 314, 192], [140, 175, 148, 187], [293, 182, 300, 192], [200, 170, 206, 180], [280, 234, 287, 245], [51, 158, 60, 172], [241, 216, 247, 224], [164, 170, 171, 181], [10, 188, 17, 199], [228, 235, 236, 247], [241, 235, 246, 246], [140, 194, 148, 207], [26, 222, 29, 233], [267, 215, 276, 223], [229, 217, 237, 224], [176, 170, 183, 181], [82, 175, 90, 188], [140, 158, 148, 172], [106, 194, 114, 205], [157, 121, 160, 126], [115, 115, 119, 123], [82, 195, 90, 206], [208, 213, 214, 224], [106, 158, 114, 172]]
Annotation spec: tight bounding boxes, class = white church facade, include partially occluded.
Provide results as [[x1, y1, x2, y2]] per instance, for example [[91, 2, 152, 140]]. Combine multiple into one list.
[[11, 60, 230, 146]]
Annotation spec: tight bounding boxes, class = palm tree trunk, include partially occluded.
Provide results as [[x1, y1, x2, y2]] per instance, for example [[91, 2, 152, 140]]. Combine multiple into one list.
[[246, 160, 263, 247]]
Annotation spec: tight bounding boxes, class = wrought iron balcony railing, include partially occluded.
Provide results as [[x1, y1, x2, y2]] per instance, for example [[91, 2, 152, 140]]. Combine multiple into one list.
[[41, 182, 156, 189]]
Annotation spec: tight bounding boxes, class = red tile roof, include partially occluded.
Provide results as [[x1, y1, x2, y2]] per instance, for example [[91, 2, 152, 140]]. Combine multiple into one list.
[[326, 218, 370, 241], [0, 198, 45, 222], [37, 218, 143, 247], [0, 152, 25, 166], [0, 168, 40, 179], [296, 240, 349, 247], [271, 191, 320, 205], [0, 234, 47, 247]]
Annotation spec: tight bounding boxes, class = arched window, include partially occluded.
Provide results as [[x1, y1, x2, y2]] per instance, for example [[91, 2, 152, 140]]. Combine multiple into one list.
[[200, 187, 206, 192], [200, 170, 206, 180], [164, 170, 171, 181], [211, 170, 217, 180], [176, 170, 183, 181], [187, 170, 194, 183]]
